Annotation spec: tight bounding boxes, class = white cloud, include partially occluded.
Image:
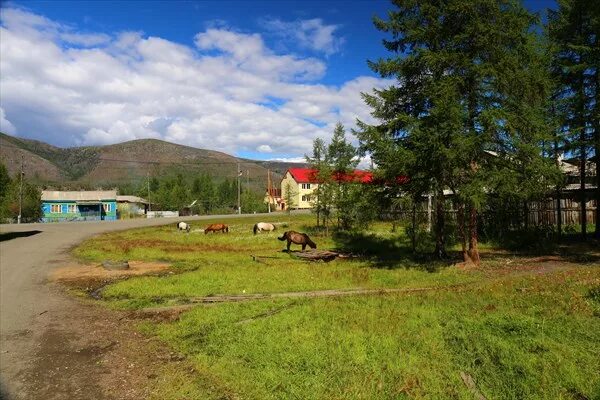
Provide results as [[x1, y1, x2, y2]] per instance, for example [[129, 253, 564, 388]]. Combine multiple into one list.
[[0, 7, 390, 159], [0, 7, 111, 47], [262, 18, 344, 55], [257, 144, 273, 153], [0, 107, 17, 135], [268, 156, 306, 164]]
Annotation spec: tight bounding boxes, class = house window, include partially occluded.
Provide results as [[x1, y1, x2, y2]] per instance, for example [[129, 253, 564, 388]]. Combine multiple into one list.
[[302, 195, 312, 202], [302, 183, 311, 189], [103, 203, 112, 212], [50, 204, 61, 213], [68, 204, 77, 213]]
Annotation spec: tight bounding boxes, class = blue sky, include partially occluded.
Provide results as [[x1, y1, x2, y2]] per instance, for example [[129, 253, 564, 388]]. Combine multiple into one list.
[[8, 0, 394, 85], [0, 0, 557, 161]]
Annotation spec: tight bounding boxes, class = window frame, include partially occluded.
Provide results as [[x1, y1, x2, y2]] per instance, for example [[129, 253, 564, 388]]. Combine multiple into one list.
[[50, 204, 62, 213]]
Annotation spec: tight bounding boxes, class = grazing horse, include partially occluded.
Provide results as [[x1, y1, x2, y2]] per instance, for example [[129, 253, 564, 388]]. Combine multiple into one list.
[[177, 221, 191, 232], [253, 222, 276, 234], [204, 223, 229, 234], [278, 231, 317, 251]]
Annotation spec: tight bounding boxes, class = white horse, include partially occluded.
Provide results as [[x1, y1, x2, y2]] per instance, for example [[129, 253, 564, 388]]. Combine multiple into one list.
[[177, 221, 191, 232], [253, 222, 276, 234]]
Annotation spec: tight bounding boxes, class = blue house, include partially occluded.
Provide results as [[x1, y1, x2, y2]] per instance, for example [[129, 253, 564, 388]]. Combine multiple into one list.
[[41, 190, 117, 222]]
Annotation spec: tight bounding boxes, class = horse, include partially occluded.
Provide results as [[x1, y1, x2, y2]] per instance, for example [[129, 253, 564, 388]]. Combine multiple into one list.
[[253, 222, 276, 234], [177, 221, 191, 232], [278, 231, 317, 251], [204, 223, 229, 234]]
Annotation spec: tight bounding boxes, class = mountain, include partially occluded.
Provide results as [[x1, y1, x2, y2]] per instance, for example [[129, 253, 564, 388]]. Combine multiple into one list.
[[0, 132, 306, 191]]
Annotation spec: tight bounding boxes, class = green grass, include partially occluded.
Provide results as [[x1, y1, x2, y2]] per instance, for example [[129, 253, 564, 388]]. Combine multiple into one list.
[[72, 214, 600, 399], [74, 215, 474, 309], [143, 269, 600, 400]]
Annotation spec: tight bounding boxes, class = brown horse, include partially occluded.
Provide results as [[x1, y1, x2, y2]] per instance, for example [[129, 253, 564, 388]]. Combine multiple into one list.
[[204, 223, 229, 234], [278, 231, 317, 251]]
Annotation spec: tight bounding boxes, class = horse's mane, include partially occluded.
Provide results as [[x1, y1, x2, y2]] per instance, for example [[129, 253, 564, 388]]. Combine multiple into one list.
[[302, 233, 317, 248]]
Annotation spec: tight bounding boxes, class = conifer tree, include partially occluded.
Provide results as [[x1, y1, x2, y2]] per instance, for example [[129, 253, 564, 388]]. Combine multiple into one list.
[[549, 0, 599, 239], [327, 123, 359, 229], [359, 0, 557, 263], [306, 137, 328, 227]]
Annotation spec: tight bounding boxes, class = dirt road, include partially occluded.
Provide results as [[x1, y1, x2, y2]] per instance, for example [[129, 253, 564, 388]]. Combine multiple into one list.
[[0, 214, 254, 400]]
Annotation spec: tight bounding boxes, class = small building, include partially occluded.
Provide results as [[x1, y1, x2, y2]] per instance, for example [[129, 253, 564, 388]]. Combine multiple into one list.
[[41, 190, 117, 222], [280, 168, 374, 210], [116, 195, 150, 219], [264, 188, 283, 211]]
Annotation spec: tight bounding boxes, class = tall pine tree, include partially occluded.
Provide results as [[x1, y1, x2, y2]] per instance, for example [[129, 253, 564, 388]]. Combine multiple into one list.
[[358, 0, 557, 263], [549, 0, 599, 239]]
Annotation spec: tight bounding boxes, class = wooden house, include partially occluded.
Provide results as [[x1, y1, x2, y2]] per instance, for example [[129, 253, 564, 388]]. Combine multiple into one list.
[[41, 190, 117, 222], [279, 168, 374, 210]]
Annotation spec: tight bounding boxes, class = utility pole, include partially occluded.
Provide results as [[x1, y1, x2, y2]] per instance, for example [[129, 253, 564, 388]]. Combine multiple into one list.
[[147, 171, 151, 212], [18, 155, 24, 224], [427, 193, 433, 233], [237, 162, 241, 214], [246, 169, 250, 193], [267, 169, 271, 213]]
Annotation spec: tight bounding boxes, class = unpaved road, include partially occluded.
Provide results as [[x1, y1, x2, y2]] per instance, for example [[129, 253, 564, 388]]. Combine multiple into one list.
[[0, 214, 257, 400]]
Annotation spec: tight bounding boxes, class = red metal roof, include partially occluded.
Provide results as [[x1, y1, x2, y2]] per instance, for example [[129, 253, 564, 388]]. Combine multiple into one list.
[[287, 168, 319, 183], [287, 168, 374, 184], [285, 167, 410, 185]]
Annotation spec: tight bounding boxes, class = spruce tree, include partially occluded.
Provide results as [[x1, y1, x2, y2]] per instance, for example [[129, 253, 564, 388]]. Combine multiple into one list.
[[549, 0, 599, 239], [327, 123, 359, 229], [359, 0, 557, 263], [306, 137, 328, 227]]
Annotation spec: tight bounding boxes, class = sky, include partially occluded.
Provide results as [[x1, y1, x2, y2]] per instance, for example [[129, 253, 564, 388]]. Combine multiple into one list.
[[0, 0, 556, 162]]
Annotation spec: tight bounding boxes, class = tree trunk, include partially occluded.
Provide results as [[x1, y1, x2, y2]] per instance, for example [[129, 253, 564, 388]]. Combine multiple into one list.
[[594, 68, 600, 239], [554, 132, 562, 242], [594, 138, 600, 239], [457, 201, 468, 262], [579, 66, 588, 240], [467, 205, 480, 265], [434, 191, 447, 259], [556, 192, 562, 241], [580, 140, 587, 240], [411, 203, 417, 253], [316, 206, 320, 227]]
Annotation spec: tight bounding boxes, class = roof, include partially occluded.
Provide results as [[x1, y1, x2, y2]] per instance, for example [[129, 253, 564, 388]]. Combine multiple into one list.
[[42, 190, 117, 202], [287, 168, 319, 183], [286, 168, 375, 184], [116, 195, 149, 204]]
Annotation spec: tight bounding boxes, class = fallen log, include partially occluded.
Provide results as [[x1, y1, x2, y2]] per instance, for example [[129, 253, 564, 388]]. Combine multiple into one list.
[[290, 249, 340, 262]]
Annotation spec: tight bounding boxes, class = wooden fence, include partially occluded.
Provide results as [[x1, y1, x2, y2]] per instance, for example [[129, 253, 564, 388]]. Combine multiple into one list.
[[381, 198, 597, 229], [526, 199, 596, 226]]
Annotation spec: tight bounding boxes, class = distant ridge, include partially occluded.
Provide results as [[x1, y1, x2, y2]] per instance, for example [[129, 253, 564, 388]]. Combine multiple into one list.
[[0, 132, 306, 190]]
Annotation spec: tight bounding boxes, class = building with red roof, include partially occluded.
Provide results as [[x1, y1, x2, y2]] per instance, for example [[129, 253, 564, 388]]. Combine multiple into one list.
[[279, 167, 375, 210]]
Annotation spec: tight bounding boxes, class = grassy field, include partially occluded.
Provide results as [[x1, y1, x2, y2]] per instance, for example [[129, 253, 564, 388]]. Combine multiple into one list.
[[73, 214, 600, 399]]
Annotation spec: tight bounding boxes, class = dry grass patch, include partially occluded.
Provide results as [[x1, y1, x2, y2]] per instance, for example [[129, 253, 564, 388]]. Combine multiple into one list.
[[50, 260, 171, 283]]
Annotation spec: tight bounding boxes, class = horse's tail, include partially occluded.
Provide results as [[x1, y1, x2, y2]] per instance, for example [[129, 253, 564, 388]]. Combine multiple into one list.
[[278, 232, 288, 241], [253, 224, 258, 235], [304, 234, 317, 249]]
